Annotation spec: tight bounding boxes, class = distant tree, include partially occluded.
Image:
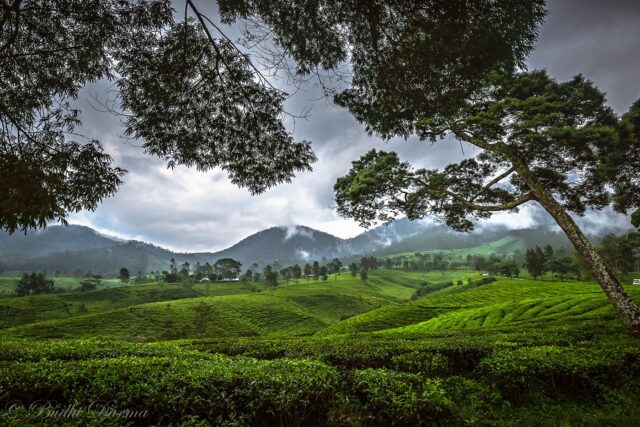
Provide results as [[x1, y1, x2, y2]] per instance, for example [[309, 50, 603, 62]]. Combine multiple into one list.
[[303, 263, 312, 280], [214, 258, 242, 279], [525, 247, 545, 280], [15, 272, 54, 296], [312, 261, 320, 281], [473, 256, 487, 272], [544, 257, 580, 282], [253, 272, 262, 282], [360, 270, 368, 281], [543, 245, 555, 263], [598, 234, 634, 275], [319, 266, 328, 281], [264, 265, 278, 287], [179, 262, 190, 281], [279, 267, 291, 283], [328, 258, 343, 277], [79, 274, 101, 292], [169, 258, 178, 275], [291, 264, 302, 281], [119, 267, 130, 283], [383, 258, 393, 269], [499, 261, 520, 278], [349, 263, 358, 277], [242, 269, 254, 284]]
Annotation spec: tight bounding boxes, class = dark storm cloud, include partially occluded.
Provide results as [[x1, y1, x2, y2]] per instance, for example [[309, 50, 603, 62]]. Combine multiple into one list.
[[66, 0, 640, 251]]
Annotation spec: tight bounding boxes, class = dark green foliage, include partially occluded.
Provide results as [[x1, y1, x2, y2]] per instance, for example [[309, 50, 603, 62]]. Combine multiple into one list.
[[335, 71, 639, 231], [15, 272, 54, 296], [119, 267, 130, 283], [360, 270, 368, 281], [349, 262, 358, 277], [0, 353, 338, 426], [78, 275, 101, 292], [220, 0, 545, 138], [346, 369, 453, 426], [0, 1, 314, 233], [498, 260, 520, 278], [213, 258, 242, 279], [263, 264, 278, 287], [526, 246, 545, 279], [543, 257, 580, 281]]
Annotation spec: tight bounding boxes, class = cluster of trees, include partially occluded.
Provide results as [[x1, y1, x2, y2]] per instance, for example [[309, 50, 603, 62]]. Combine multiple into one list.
[[15, 272, 55, 296], [241, 258, 346, 287], [472, 255, 520, 278], [524, 245, 578, 281], [384, 253, 454, 271], [598, 232, 640, 276], [161, 258, 242, 284], [13, 271, 104, 296]]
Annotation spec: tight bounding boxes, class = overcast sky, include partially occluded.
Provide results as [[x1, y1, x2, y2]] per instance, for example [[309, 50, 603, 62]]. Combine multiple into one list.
[[66, 0, 640, 252]]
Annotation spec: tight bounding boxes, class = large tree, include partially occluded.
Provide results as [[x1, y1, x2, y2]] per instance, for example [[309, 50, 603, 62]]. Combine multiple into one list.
[[1, 0, 545, 233], [335, 71, 640, 336]]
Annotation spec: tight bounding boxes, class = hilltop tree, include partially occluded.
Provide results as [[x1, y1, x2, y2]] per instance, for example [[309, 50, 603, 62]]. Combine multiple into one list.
[[279, 267, 291, 283], [328, 258, 343, 277], [179, 262, 191, 282], [15, 272, 54, 296], [303, 263, 312, 280], [335, 71, 640, 337], [214, 258, 242, 280], [349, 263, 358, 278], [312, 261, 320, 281], [79, 274, 101, 292], [291, 264, 302, 281], [319, 266, 328, 281], [119, 267, 130, 283], [263, 265, 278, 287]]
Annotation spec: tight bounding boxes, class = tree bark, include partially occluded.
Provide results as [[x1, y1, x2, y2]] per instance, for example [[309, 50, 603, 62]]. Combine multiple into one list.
[[514, 161, 640, 337]]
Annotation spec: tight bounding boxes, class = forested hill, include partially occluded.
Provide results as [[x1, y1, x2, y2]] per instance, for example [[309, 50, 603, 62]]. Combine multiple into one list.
[[0, 220, 603, 276]]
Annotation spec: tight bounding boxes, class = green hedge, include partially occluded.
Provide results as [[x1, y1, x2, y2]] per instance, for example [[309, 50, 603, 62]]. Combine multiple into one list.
[[0, 355, 338, 426]]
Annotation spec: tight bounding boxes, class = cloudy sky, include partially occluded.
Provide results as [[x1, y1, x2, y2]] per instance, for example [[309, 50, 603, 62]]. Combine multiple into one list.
[[67, 0, 640, 252]]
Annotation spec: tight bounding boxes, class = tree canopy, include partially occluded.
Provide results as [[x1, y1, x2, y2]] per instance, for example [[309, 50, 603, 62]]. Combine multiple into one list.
[[334, 70, 640, 336], [1, 0, 546, 233]]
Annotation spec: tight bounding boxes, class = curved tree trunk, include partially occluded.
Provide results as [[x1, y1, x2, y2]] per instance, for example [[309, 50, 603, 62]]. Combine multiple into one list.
[[514, 162, 640, 337]]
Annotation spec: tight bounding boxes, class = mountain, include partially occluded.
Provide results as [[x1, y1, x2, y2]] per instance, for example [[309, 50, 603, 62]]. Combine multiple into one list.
[[205, 226, 344, 267], [0, 219, 606, 276], [0, 225, 121, 260]]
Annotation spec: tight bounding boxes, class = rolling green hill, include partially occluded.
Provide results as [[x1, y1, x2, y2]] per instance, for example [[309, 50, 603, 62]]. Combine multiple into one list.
[[317, 278, 638, 337], [0, 270, 439, 340], [383, 235, 527, 262], [2, 268, 640, 425]]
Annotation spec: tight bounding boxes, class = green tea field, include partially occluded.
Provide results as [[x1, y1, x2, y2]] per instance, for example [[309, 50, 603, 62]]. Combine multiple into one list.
[[1, 269, 640, 425]]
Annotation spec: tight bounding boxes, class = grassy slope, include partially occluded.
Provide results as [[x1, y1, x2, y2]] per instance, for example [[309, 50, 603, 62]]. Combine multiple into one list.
[[319, 278, 640, 337], [0, 270, 437, 340], [0, 275, 124, 295], [383, 235, 526, 260]]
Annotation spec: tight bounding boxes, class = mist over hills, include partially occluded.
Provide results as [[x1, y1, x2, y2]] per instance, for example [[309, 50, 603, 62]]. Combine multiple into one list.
[[0, 219, 596, 276]]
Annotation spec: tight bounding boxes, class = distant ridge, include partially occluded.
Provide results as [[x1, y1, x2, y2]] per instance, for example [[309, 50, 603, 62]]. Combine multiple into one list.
[[0, 218, 608, 275]]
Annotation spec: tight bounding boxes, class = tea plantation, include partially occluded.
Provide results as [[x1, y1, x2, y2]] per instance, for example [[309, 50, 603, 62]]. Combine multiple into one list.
[[1, 270, 640, 425]]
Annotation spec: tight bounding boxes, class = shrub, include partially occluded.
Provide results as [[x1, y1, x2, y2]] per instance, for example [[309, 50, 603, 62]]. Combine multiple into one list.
[[0, 355, 338, 426], [344, 368, 454, 426]]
